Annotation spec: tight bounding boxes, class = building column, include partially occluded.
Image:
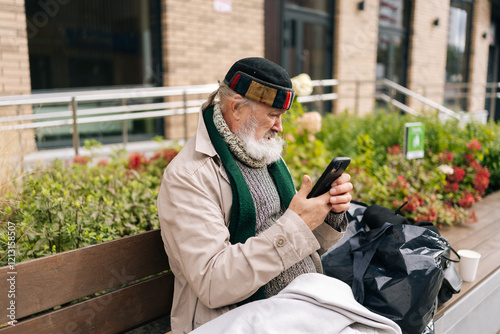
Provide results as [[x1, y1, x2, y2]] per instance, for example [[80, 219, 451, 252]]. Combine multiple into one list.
[[333, 0, 379, 116], [406, 0, 449, 111], [0, 2, 35, 179], [467, 0, 491, 112]]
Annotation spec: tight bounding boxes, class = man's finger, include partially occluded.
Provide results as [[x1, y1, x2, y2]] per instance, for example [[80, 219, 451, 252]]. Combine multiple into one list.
[[297, 175, 312, 198]]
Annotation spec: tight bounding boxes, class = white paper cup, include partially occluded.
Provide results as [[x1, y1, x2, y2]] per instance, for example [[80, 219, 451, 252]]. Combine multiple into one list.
[[458, 249, 481, 282]]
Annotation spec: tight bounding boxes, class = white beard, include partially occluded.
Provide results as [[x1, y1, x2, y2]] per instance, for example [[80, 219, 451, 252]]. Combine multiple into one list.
[[236, 115, 285, 165]]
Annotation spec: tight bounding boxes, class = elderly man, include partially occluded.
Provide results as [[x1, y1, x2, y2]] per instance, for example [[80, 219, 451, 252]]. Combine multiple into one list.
[[157, 57, 353, 333]]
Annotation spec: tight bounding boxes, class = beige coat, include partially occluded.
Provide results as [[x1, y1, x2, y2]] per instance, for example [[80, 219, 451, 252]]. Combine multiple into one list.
[[157, 109, 345, 334]]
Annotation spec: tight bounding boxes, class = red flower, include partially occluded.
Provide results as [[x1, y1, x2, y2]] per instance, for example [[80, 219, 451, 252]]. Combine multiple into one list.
[[97, 158, 109, 166], [458, 191, 475, 208], [400, 195, 423, 213], [415, 206, 437, 222], [387, 145, 401, 156], [466, 139, 482, 152], [73, 155, 91, 165], [448, 166, 465, 183], [159, 148, 178, 163], [473, 168, 490, 195], [129, 152, 147, 170], [438, 150, 454, 163], [397, 175, 409, 189], [464, 154, 476, 164], [445, 181, 460, 193]]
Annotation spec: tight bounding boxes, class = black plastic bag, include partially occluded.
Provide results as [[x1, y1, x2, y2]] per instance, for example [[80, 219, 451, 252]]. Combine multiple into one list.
[[322, 203, 450, 334]]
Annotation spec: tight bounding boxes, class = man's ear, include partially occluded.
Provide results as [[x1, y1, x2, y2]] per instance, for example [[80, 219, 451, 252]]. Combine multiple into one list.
[[227, 94, 244, 121]]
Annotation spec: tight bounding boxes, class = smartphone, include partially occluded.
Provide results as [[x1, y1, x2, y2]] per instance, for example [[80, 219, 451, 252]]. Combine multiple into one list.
[[307, 157, 351, 198]]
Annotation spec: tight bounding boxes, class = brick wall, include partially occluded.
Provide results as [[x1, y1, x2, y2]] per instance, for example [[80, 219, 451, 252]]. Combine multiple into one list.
[[333, 0, 379, 116], [406, 0, 449, 111], [0, 0, 35, 183], [0, 1, 31, 96], [468, 0, 491, 112], [162, 0, 265, 139]]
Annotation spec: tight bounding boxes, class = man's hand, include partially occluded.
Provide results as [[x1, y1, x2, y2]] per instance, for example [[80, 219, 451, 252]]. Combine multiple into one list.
[[288, 173, 353, 231], [328, 173, 353, 213]]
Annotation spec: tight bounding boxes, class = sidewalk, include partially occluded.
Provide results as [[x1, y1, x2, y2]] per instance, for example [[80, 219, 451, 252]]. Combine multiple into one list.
[[435, 190, 500, 334]]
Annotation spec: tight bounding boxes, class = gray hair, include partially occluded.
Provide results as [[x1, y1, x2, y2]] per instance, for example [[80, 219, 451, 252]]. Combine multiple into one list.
[[202, 82, 259, 114]]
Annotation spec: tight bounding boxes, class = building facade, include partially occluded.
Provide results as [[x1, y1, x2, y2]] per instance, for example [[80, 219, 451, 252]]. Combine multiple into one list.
[[0, 0, 499, 150]]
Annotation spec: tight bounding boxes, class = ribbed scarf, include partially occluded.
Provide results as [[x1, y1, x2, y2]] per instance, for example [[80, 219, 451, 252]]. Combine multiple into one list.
[[203, 105, 296, 304]]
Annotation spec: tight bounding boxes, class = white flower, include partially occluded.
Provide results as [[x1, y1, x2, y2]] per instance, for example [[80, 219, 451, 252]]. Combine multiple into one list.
[[291, 73, 313, 97], [437, 165, 454, 175], [296, 111, 322, 135]]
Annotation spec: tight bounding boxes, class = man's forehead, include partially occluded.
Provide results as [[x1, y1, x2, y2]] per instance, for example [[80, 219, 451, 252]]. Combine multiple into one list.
[[255, 104, 286, 115]]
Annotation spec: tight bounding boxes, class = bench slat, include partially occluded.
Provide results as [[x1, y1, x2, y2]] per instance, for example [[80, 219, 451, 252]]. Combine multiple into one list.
[[0, 229, 169, 319], [1, 273, 174, 334]]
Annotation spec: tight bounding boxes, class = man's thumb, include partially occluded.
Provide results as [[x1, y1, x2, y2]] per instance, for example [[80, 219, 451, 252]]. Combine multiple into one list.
[[298, 175, 312, 197]]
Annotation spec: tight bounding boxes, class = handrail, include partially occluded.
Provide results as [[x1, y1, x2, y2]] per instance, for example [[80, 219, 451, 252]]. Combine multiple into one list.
[[376, 93, 420, 116], [380, 78, 461, 120], [0, 84, 219, 106], [0, 80, 341, 156], [1, 78, 497, 158]]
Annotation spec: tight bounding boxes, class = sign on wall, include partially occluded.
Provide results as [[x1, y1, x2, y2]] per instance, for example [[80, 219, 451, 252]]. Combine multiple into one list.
[[404, 122, 425, 159], [214, 0, 232, 13]]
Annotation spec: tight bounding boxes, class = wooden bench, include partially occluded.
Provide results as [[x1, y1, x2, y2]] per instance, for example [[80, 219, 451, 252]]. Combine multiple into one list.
[[1, 191, 498, 334], [0, 230, 174, 334], [435, 191, 500, 333]]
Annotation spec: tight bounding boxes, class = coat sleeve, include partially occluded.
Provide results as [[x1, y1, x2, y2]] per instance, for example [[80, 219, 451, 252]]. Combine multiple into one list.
[[157, 158, 332, 309]]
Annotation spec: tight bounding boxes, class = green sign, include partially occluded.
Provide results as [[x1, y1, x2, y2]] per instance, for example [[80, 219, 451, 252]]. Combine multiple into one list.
[[405, 122, 425, 159]]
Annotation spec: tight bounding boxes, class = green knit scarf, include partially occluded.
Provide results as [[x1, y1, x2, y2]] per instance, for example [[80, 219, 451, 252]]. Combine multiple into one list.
[[203, 105, 296, 304]]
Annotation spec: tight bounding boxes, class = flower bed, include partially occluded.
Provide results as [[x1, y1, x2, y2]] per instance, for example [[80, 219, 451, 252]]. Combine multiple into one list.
[[283, 98, 499, 227], [1, 97, 499, 265]]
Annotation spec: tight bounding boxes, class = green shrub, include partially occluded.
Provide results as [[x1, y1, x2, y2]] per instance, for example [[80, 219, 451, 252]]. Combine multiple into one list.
[[0, 146, 178, 266]]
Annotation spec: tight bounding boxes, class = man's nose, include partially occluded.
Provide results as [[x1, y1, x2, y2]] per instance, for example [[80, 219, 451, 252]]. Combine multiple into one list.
[[272, 115, 283, 133]]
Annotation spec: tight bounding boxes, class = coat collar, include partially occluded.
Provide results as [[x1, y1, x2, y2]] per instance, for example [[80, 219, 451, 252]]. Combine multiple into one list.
[[195, 107, 218, 158]]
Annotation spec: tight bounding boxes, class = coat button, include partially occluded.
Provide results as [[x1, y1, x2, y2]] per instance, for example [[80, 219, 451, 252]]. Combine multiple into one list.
[[276, 237, 286, 247]]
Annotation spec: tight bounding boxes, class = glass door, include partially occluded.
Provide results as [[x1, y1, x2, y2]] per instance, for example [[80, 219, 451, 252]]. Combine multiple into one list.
[[282, 1, 333, 111], [376, 0, 410, 106], [282, 2, 332, 79]]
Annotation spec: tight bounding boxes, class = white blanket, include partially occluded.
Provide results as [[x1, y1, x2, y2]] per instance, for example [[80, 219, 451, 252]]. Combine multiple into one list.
[[191, 273, 401, 334]]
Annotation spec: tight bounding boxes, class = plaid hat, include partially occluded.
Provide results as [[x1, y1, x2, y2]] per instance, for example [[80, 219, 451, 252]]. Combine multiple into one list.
[[223, 57, 295, 110]]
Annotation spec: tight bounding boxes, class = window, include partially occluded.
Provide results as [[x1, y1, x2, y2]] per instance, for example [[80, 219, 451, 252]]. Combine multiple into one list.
[[376, 0, 410, 84], [25, 0, 163, 148], [281, 0, 334, 112], [445, 0, 473, 110]]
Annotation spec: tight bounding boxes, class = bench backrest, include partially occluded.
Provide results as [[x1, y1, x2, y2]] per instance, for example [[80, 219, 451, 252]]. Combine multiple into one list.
[[0, 229, 173, 333]]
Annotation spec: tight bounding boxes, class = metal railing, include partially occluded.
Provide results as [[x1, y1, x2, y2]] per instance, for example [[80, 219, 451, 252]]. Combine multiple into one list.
[[376, 79, 462, 120], [0, 79, 498, 157], [0, 80, 339, 156]]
